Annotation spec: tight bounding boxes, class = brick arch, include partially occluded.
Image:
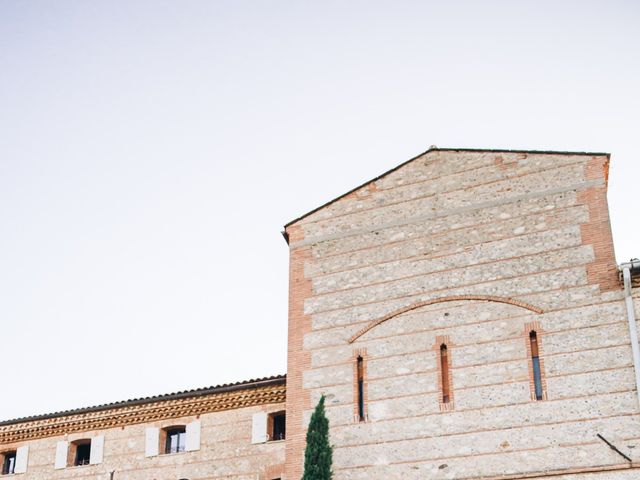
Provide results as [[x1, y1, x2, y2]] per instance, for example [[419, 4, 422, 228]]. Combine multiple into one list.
[[348, 295, 543, 343]]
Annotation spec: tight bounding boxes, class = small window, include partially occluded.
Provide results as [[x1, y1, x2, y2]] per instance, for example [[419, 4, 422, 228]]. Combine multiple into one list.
[[530, 331, 544, 401], [1, 451, 16, 475], [69, 440, 91, 467], [356, 355, 365, 421], [440, 344, 451, 404], [268, 412, 286, 441], [163, 426, 186, 454]]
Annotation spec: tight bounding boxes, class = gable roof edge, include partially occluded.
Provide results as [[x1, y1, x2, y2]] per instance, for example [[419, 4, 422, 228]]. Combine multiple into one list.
[[282, 146, 611, 239], [282, 146, 433, 234]]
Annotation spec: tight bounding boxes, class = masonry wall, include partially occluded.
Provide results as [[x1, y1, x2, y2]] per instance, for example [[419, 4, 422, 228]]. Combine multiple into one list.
[[1, 401, 286, 480], [284, 150, 640, 479]]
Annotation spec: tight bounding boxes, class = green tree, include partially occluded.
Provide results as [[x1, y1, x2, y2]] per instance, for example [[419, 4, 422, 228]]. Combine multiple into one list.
[[302, 395, 333, 480]]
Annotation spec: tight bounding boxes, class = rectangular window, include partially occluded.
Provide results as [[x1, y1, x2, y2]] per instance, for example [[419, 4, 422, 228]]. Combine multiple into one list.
[[357, 355, 365, 421], [71, 440, 91, 466], [440, 344, 450, 404], [530, 331, 543, 400], [1, 451, 16, 475], [352, 350, 368, 422], [269, 412, 286, 441], [164, 427, 186, 454]]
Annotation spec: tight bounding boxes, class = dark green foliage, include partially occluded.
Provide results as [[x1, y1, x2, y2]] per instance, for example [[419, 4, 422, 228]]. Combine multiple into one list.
[[302, 395, 333, 480]]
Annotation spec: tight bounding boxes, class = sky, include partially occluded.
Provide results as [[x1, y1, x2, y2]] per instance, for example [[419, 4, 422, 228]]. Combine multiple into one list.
[[1, 0, 639, 420]]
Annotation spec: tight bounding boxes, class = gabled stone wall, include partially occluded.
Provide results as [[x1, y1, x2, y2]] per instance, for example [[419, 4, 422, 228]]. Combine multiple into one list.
[[284, 149, 638, 479]]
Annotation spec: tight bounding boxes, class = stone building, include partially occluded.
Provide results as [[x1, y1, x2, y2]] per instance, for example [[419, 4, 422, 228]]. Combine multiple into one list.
[[0, 376, 287, 479], [2, 147, 640, 480]]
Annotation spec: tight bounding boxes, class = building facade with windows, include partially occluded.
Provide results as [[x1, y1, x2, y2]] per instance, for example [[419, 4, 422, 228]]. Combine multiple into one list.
[[2, 147, 640, 480], [0, 376, 287, 480]]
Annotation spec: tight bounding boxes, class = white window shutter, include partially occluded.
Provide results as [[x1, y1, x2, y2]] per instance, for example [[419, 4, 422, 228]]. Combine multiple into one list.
[[14, 445, 29, 473], [185, 420, 201, 452], [251, 412, 268, 444], [89, 435, 104, 464], [145, 427, 160, 457], [54, 441, 68, 469]]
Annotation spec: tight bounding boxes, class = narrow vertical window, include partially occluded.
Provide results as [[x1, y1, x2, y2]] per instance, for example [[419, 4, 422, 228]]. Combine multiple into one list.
[[440, 344, 450, 404], [356, 355, 365, 421], [352, 350, 368, 422], [529, 331, 543, 400]]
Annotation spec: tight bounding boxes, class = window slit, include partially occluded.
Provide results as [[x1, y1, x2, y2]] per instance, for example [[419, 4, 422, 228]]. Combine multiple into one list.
[[530, 330, 543, 400], [440, 344, 450, 404], [356, 355, 365, 421]]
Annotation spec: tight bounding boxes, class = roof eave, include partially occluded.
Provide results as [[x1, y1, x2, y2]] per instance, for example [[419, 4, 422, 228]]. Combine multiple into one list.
[[0, 374, 286, 427]]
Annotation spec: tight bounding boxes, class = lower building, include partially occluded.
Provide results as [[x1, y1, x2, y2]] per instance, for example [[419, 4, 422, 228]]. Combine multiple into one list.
[[0, 376, 286, 479], [2, 147, 640, 479]]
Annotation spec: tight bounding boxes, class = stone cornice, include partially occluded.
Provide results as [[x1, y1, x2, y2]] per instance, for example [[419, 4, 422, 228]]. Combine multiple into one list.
[[0, 379, 286, 445]]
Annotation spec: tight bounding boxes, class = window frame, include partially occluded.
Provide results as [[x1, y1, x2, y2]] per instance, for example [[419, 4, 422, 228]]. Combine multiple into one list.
[[440, 343, 451, 404], [68, 439, 92, 467], [435, 335, 454, 411], [528, 329, 545, 400], [352, 349, 368, 422], [1, 451, 16, 476], [525, 322, 547, 401], [161, 426, 187, 455], [267, 411, 286, 441]]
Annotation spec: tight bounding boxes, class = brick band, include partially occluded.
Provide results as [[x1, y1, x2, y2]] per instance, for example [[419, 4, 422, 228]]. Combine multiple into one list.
[[348, 295, 543, 343]]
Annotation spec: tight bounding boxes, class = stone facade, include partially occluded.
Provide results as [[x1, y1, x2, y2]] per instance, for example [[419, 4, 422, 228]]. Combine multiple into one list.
[[0, 377, 286, 480], [2, 147, 639, 480], [283, 148, 640, 479]]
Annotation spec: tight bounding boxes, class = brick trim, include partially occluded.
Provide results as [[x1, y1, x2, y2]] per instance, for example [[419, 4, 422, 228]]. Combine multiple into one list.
[[283, 242, 313, 480], [352, 349, 368, 422], [525, 321, 548, 401], [435, 336, 455, 411], [349, 295, 543, 343], [578, 157, 618, 292]]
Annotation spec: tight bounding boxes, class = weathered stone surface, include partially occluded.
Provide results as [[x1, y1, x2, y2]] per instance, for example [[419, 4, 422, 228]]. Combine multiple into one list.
[[1, 404, 286, 480], [287, 150, 633, 479]]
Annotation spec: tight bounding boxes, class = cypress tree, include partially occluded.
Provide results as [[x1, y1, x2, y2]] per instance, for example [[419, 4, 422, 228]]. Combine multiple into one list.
[[302, 395, 333, 480]]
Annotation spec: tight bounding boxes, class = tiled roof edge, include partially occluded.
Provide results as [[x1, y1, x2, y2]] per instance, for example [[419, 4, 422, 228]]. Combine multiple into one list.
[[0, 374, 286, 427]]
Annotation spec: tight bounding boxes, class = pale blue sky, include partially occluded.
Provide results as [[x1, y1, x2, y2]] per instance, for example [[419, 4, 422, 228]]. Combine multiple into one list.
[[1, 0, 639, 420]]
